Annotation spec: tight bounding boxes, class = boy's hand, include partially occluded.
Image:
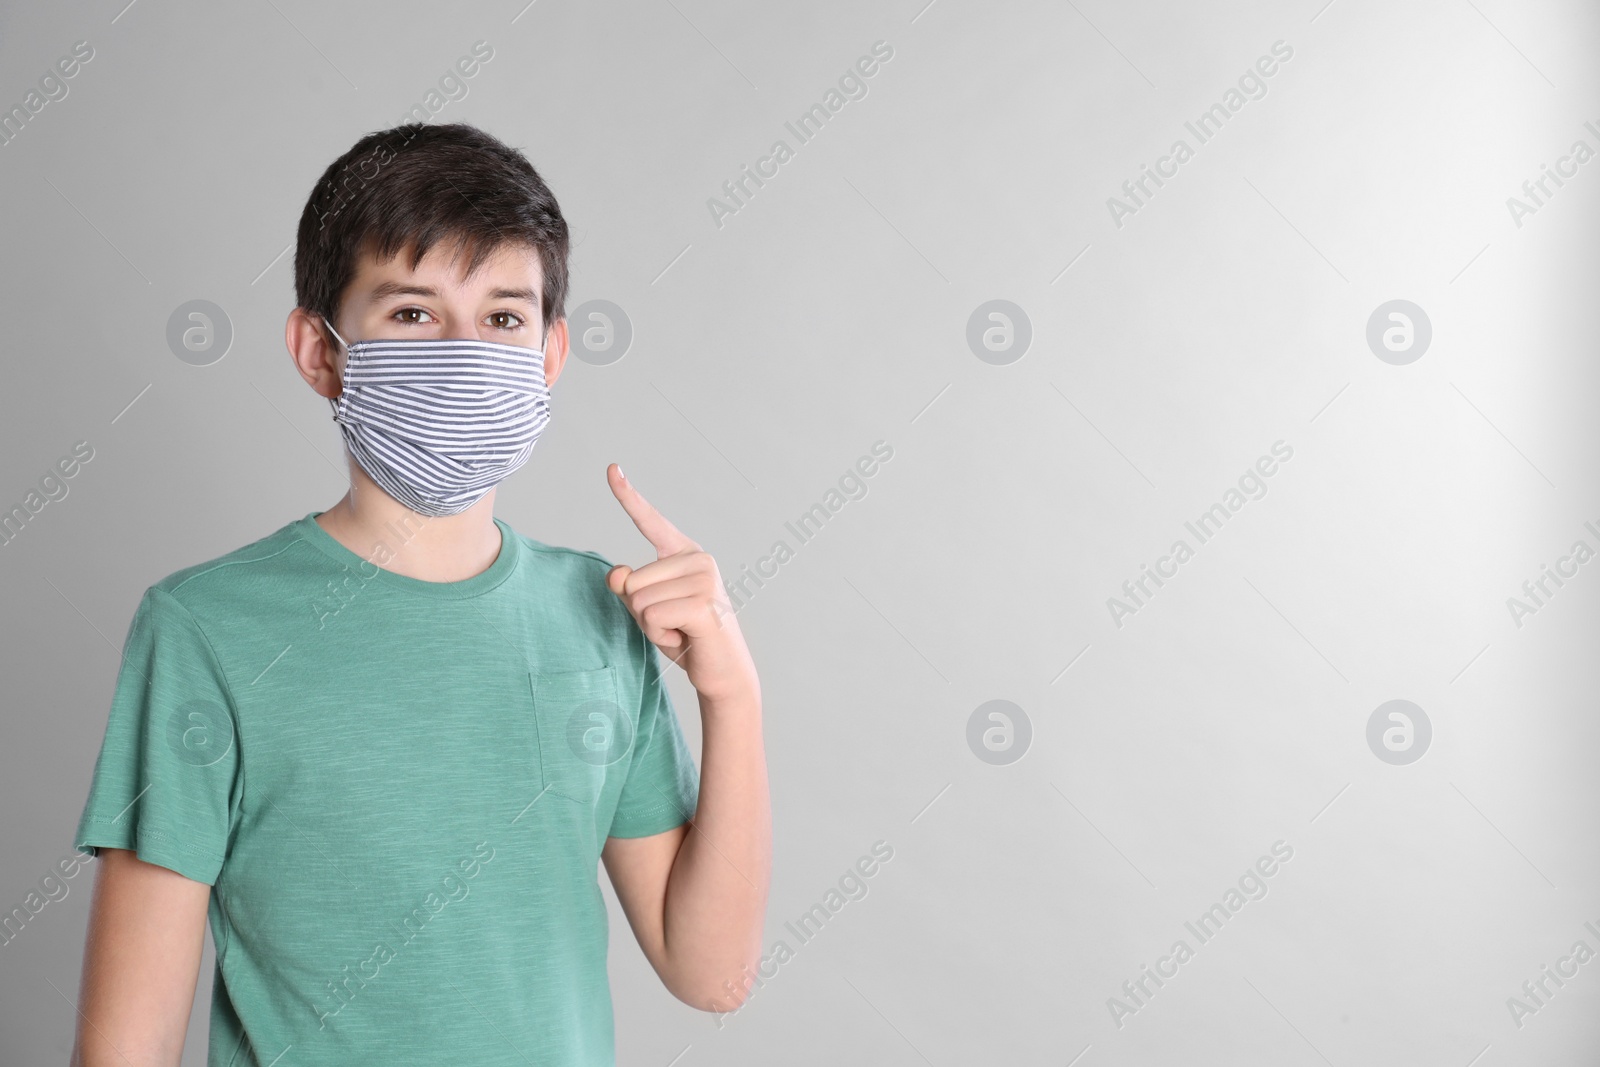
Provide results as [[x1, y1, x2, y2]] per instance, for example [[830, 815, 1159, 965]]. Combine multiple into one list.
[[603, 463, 758, 707]]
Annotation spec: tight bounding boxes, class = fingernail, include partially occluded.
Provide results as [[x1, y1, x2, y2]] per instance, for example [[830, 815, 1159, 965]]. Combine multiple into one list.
[[616, 465, 626, 481]]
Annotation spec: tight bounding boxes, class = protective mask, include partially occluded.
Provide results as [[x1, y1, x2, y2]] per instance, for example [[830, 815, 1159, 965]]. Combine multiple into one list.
[[323, 317, 550, 517]]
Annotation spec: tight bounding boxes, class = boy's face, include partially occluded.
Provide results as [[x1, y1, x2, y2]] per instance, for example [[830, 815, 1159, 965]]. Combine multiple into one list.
[[291, 236, 569, 403]]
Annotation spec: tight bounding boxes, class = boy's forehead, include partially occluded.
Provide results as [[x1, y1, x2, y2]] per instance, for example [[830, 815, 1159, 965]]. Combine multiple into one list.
[[349, 237, 543, 303]]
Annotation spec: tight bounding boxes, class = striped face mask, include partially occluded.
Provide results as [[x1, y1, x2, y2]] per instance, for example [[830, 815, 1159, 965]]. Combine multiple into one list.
[[322, 318, 551, 517]]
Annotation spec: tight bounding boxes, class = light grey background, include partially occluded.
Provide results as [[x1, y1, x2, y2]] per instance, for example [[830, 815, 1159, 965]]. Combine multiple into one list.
[[3, 0, 1598, 1064]]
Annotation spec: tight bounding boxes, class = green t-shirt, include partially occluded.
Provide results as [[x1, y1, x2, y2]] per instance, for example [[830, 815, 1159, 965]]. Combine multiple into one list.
[[74, 511, 700, 1067]]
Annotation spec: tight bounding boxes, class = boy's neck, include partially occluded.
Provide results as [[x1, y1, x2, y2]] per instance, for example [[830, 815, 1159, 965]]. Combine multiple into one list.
[[314, 464, 505, 583]]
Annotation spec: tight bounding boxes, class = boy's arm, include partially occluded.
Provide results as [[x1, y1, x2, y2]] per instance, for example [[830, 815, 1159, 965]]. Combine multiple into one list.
[[603, 686, 769, 1011], [599, 464, 772, 1012], [70, 848, 210, 1067]]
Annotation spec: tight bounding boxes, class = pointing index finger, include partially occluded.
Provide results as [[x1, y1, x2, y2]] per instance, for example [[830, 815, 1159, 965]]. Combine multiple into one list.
[[607, 463, 697, 557]]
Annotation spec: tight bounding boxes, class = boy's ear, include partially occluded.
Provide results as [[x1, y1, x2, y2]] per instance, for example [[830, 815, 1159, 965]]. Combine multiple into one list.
[[285, 306, 343, 402], [542, 316, 570, 388]]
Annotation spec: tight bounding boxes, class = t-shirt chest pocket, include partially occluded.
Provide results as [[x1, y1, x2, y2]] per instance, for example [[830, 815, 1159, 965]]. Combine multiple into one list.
[[530, 666, 633, 807]]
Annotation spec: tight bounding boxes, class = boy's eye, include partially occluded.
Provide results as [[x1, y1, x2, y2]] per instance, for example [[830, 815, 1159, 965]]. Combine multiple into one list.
[[389, 307, 524, 330]]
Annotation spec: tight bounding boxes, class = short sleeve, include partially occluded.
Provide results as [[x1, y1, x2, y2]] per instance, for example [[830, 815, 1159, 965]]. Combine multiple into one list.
[[607, 634, 700, 839], [73, 586, 241, 885]]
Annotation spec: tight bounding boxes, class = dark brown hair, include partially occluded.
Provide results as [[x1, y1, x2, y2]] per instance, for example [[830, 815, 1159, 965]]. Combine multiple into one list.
[[294, 122, 570, 338]]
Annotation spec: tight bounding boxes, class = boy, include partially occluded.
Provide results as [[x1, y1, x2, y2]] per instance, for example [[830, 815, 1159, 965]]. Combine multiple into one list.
[[70, 122, 770, 1066]]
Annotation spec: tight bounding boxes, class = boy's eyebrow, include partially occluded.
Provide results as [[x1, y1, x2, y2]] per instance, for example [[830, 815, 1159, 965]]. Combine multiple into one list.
[[366, 280, 540, 305]]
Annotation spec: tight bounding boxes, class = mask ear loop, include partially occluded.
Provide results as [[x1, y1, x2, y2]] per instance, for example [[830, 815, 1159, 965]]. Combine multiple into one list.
[[322, 315, 349, 418], [320, 313, 365, 513]]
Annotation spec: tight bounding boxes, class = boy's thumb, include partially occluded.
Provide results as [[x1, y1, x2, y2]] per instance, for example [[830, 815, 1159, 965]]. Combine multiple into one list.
[[605, 564, 632, 596]]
